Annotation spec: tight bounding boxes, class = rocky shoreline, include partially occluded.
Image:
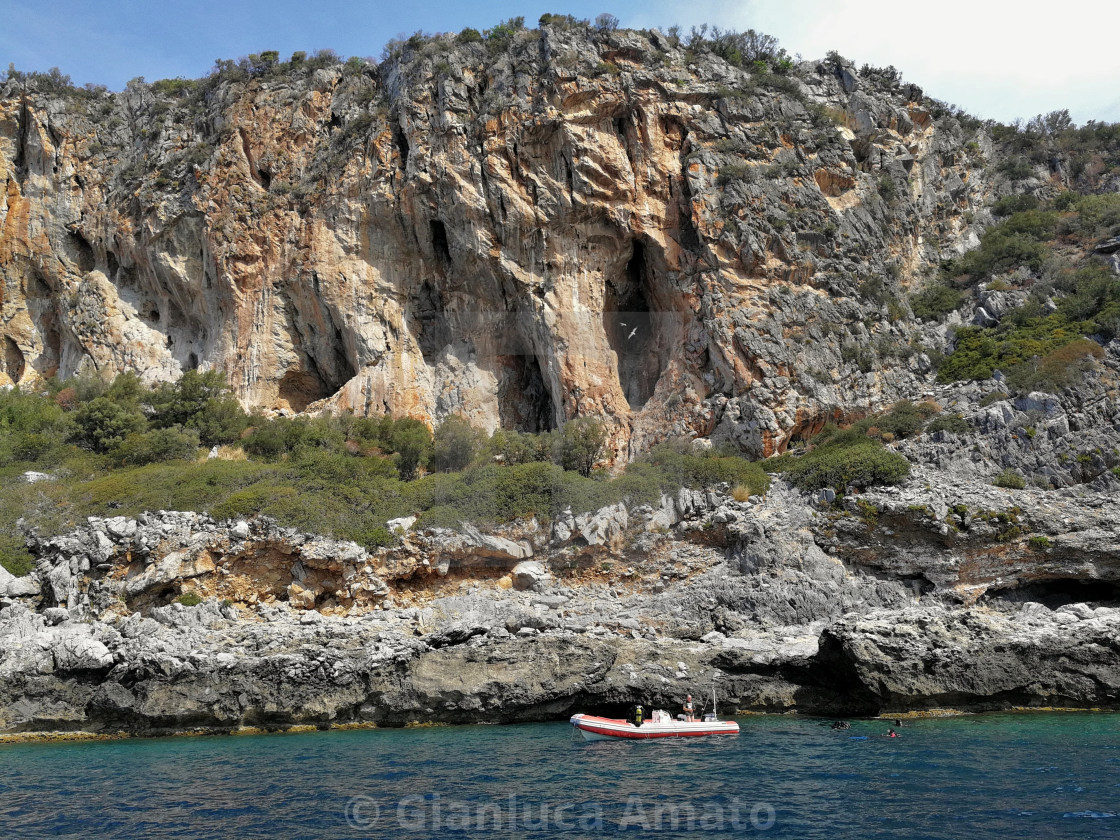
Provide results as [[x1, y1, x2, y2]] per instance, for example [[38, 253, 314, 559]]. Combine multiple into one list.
[[3, 417, 1118, 737]]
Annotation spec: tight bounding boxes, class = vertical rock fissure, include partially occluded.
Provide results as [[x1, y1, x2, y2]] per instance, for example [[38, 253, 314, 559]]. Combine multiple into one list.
[[14, 96, 30, 178], [393, 120, 410, 171], [605, 240, 662, 409], [412, 281, 450, 362]]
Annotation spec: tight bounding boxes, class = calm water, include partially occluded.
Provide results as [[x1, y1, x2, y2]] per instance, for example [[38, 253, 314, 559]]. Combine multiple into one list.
[[1, 714, 1117, 839]]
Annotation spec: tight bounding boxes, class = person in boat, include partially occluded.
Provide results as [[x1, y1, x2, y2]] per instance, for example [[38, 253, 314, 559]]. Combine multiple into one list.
[[682, 695, 695, 721]]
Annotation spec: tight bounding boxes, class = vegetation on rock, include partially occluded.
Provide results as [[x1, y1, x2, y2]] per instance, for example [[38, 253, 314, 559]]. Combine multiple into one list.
[[0, 372, 769, 551]]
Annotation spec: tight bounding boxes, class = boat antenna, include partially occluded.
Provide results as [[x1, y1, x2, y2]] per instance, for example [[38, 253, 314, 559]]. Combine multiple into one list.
[[711, 673, 719, 721]]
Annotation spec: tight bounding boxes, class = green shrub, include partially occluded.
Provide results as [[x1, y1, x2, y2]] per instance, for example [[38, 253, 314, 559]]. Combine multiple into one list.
[[208, 485, 299, 521], [1063, 193, 1120, 241], [594, 13, 619, 32], [999, 158, 1034, 180], [112, 426, 200, 466], [70, 397, 146, 453], [948, 210, 1057, 280], [1028, 535, 1052, 550], [0, 533, 34, 577], [877, 175, 898, 202], [778, 432, 910, 493], [992, 469, 1026, 489], [389, 418, 432, 480], [148, 370, 248, 446], [150, 77, 195, 96], [926, 413, 969, 435], [557, 418, 607, 477], [855, 400, 938, 440], [175, 592, 203, 607], [638, 444, 770, 497], [430, 415, 484, 472], [991, 194, 1040, 216], [1005, 338, 1104, 393], [937, 315, 1095, 386], [488, 429, 554, 465], [910, 282, 964, 320]]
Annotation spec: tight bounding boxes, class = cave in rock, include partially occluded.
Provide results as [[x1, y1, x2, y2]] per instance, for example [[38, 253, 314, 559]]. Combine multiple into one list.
[[412, 281, 451, 361], [498, 350, 556, 433], [278, 368, 328, 413], [604, 240, 665, 408], [430, 219, 451, 265], [393, 120, 410, 170], [68, 230, 95, 274], [4, 337, 26, 382], [982, 578, 1120, 609]]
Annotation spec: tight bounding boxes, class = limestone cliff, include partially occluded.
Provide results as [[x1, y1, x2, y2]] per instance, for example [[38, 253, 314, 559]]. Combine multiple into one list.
[[0, 26, 994, 457]]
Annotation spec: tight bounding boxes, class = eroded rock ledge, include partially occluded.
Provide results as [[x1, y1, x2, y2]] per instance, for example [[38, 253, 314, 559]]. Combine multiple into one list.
[[2, 464, 1118, 734]]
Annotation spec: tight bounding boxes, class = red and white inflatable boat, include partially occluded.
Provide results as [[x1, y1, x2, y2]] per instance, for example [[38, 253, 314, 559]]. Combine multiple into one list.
[[570, 709, 740, 741]]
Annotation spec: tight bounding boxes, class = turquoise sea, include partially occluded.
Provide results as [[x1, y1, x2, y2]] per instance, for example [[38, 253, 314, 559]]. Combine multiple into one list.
[[1, 713, 1117, 838]]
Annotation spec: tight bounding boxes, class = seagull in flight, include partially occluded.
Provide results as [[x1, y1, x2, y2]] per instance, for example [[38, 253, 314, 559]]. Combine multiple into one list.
[[627, 327, 638, 340]]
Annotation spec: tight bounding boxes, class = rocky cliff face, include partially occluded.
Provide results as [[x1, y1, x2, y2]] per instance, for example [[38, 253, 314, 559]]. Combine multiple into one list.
[[1, 26, 994, 457]]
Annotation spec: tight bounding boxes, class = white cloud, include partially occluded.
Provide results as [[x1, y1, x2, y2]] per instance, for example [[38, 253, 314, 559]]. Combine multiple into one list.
[[630, 0, 1120, 124]]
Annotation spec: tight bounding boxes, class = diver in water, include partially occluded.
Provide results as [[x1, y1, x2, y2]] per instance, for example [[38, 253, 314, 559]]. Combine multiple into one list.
[[830, 720, 851, 730], [886, 728, 898, 738]]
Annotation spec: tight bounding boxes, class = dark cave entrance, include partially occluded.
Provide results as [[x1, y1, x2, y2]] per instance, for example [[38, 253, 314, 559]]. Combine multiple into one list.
[[4, 336, 25, 382], [982, 578, 1120, 609], [604, 240, 664, 408], [393, 120, 410, 171], [430, 219, 451, 266], [68, 230, 95, 274], [498, 351, 556, 433]]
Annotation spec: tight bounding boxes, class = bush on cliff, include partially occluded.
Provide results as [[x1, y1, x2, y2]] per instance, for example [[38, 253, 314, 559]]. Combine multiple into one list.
[[0, 532, 34, 577], [111, 426, 201, 466], [637, 443, 770, 497], [775, 429, 910, 493], [910, 281, 964, 321], [946, 210, 1057, 281], [937, 315, 1103, 392], [70, 396, 146, 453], [430, 415, 485, 473]]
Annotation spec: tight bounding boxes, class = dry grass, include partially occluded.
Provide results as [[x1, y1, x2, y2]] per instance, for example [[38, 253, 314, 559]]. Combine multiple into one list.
[[731, 484, 752, 502], [213, 445, 248, 461]]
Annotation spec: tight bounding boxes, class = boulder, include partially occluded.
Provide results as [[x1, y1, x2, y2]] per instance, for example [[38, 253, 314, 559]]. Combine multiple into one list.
[[576, 503, 628, 547], [52, 634, 114, 671], [387, 516, 417, 534], [511, 561, 551, 592]]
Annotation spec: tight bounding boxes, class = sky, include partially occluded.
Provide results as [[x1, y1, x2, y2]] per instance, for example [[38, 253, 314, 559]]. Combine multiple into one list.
[[2, 0, 1118, 126]]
